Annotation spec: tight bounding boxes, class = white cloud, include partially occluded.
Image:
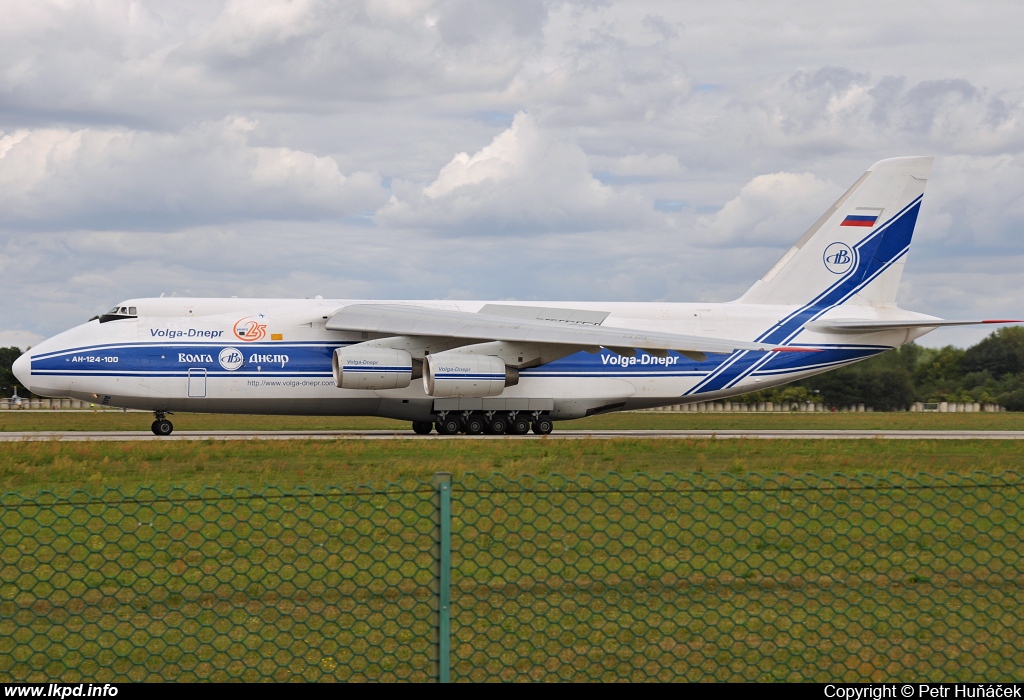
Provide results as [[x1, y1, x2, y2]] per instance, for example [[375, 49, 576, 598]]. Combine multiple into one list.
[[0, 117, 387, 229], [377, 111, 650, 233], [509, 5, 692, 127], [188, 0, 325, 58], [3, 1, 1024, 350], [696, 171, 840, 247], [608, 153, 684, 177], [733, 68, 1024, 154], [0, 0, 554, 126], [0, 330, 44, 352], [433, 0, 548, 46], [920, 154, 1024, 248]]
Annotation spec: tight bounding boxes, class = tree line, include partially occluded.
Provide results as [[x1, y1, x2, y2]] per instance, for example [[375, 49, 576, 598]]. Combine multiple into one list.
[[4, 327, 1024, 410], [0, 347, 23, 398], [742, 327, 1024, 411]]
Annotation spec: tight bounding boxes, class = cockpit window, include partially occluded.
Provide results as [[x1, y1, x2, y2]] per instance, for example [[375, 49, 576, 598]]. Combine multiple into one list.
[[98, 304, 139, 323]]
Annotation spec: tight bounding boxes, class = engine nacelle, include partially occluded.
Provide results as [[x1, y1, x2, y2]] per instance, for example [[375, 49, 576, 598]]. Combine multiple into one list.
[[423, 353, 518, 398], [333, 347, 412, 390]]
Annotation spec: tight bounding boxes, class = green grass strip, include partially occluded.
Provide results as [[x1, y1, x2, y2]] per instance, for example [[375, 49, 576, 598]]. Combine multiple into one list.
[[3, 437, 1024, 495], [4, 410, 1024, 432]]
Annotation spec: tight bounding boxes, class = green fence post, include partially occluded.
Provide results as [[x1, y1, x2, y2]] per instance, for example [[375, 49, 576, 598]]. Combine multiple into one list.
[[435, 472, 452, 683]]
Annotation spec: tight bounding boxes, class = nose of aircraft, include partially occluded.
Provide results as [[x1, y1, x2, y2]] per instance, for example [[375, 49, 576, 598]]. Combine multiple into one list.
[[12, 351, 31, 390]]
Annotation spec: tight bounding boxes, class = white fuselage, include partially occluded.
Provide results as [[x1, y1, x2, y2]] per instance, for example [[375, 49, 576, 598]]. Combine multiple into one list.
[[18, 297, 934, 421]]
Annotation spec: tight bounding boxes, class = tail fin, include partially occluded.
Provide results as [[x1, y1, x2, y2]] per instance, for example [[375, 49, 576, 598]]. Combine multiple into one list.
[[739, 156, 932, 308]]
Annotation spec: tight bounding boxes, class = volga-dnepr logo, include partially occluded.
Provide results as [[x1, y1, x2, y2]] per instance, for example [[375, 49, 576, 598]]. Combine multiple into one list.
[[823, 242, 855, 275], [218, 348, 244, 371]]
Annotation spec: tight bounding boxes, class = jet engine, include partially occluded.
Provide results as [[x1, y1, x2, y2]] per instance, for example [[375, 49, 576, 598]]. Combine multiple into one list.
[[423, 353, 519, 398], [333, 347, 412, 390]]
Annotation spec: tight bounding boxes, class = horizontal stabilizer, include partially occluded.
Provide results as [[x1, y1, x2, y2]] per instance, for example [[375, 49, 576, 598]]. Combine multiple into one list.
[[327, 304, 818, 357], [806, 318, 1022, 334]]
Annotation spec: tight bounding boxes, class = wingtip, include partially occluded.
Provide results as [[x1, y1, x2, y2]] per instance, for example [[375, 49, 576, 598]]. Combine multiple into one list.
[[982, 319, 1024, 324]]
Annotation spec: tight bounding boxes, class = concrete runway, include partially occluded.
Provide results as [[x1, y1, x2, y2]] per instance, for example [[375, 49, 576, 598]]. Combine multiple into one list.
[[2, 429, 1024, 441]]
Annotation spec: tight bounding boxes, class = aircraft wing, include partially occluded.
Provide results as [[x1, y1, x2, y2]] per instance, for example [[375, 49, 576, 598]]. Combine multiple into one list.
[[806, 318, 1022, 334], [326, 303, 811, 359]]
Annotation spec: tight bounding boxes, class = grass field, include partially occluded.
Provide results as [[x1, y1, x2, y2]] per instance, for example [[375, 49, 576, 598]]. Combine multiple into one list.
[[3, 408, 1024, 495], [2, 436, 1024, 495], [2, 471, 1021, 682], [3, 409, 1024, 432], [450, 473, 1024, 682], [3, 412, 1023, 682]]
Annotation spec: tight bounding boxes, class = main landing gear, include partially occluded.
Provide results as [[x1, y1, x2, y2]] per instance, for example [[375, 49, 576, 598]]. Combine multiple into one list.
[[508, 414, 531, 435], [531, 418, 553, 435], [151, 411, 173, 436], [435, 415, 462, 436], [416, 411, 553, 436]]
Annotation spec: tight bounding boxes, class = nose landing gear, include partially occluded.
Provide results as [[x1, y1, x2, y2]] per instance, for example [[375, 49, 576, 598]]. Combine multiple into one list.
[[151, 411, 173, 436]]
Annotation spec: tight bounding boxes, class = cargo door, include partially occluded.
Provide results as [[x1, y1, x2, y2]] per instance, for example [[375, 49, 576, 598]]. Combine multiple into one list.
[[188, 368, 207, 397], [698, 309, 716, 332]]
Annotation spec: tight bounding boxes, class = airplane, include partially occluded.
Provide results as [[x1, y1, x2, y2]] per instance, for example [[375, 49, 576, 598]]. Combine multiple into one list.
[[11, 156, 1018, 436]]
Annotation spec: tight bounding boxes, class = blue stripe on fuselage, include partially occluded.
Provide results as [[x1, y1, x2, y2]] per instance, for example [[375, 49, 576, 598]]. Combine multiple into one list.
[[521, 346, 887, 381], [32, 337, 893, 396], [34, 344, 886, 386], [31, 342, 342, 377]]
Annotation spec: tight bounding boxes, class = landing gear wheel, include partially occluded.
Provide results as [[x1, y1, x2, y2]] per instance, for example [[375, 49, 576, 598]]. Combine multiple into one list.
[[412, 421, 433, 435], [463, 414, 485, 435], [436, 417, 461, 435], [509, 415, 531, 435], [487, 414, 509, 435], [532, 418, 553, 435], [152, 419, 173, 436]]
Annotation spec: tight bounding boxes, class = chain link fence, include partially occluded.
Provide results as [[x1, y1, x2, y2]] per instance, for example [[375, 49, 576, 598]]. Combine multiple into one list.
[[2, 473, 1023, 682], [0, 483, 442, 682]]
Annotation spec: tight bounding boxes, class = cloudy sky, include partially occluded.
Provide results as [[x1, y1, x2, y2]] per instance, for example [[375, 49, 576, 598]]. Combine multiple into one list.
[[2, 0, 1023, 350]]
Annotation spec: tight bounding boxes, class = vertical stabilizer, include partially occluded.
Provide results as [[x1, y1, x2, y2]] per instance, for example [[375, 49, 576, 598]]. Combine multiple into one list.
[[739, 157, 932, 308]]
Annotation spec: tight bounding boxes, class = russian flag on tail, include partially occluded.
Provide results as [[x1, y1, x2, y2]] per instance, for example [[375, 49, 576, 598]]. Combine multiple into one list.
[[841, 214, 878, 227]]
